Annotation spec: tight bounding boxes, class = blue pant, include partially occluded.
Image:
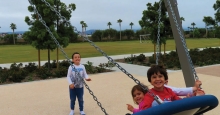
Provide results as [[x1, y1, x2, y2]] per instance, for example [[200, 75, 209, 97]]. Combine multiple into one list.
[[69, 87, 84, 111]]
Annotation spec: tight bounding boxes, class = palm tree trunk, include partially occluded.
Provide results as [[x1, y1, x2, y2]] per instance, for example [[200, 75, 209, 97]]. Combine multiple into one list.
[[193, 27, 194, 38], [206, 27, 207, 38], [13, 30, 15, 45], [120, 24, 121, 41]]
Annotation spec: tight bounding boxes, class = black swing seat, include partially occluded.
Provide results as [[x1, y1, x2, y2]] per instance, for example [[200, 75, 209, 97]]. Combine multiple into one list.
[[133, 95, 218, 115]]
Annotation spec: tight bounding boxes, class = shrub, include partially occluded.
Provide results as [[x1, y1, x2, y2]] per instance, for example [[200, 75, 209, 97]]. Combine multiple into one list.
[[148, 56, 155, 63], [0, 67, 9, 83], [84, 61, 97, 74], [104, 61, 115, 70], [9, 70, 27, 82], [0, 60, 112, 84], [24, 63, 37, 73], [51, 60, 57, 68], [59, 60, 71, 68], [8, 63, 27, 82], [136, 54, 146, 62], [36, 67, 51, 79], [116, 47, 220, 70], [124, 56, 135, 63], [53, 66, 68, 78]]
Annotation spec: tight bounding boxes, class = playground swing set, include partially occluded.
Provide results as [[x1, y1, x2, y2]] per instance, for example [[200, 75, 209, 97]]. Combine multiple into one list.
[[27, 0, 219, 115]]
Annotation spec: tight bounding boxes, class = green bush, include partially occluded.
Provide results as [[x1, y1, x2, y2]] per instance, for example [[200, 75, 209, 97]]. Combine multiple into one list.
[[53, 66, 68, 78], [0, 60, 112, 84], [8, 63, 27, 82], [59, 60, 71, 68], [9, 70, 27, 82], [24, 63, 37, 73], [0, 67, 9, 83], [36, 67, 51, 79], [117, 47, 220, 70], [84, 61, 97, 74], [136, 54, 146, 62]]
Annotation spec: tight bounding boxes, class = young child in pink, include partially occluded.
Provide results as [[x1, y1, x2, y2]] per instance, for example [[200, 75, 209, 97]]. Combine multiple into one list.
[[126, 85, 148, 114]]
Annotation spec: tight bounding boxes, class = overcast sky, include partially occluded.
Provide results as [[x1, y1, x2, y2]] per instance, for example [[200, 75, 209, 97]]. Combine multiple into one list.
[[0, 0, 217, 32]]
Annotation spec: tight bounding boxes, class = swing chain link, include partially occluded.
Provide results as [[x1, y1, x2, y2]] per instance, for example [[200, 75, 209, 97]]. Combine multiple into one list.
[[28, 0, 108, 114], [166, 0, 199, 80], [38, 0, 154, 97], [156, 0, 162, 65]]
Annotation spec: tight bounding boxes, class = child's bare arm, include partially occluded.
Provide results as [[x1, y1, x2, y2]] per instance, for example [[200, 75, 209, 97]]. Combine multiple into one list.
[[126, 104, 134, 112], [85, 78, 91, 81]]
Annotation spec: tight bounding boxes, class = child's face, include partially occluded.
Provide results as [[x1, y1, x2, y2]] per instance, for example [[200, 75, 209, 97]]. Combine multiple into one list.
[[133, 89, 145, 104], [150, 72, 166, 91], [72, 54, 81, 65]]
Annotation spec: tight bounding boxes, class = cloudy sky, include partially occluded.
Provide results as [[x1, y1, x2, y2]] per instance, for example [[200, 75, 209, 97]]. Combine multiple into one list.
[[0, 0, 217, 32]]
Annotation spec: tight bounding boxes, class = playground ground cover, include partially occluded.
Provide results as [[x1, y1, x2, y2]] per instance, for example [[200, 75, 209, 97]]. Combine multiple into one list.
[[0, 38, 220, 114], [0, 38, 219, 64], [0, 67, 220, 115]]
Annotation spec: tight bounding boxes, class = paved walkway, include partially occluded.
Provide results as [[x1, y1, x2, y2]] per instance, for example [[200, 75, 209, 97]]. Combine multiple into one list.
[[0, 52, 219, 115]]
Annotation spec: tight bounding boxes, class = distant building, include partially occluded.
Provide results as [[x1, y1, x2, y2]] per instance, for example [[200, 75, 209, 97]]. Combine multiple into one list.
[[0, 33, 7, 37], [17, 34, 23, 39]]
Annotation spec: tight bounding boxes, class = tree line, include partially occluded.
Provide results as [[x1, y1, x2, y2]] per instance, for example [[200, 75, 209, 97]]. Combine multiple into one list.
[[1, 0, 220, 71]]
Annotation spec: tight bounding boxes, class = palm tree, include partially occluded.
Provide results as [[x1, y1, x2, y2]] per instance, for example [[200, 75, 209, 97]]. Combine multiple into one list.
[[180, 17, 185, 25], [203, 17, 209, 38], [107, 22, 112, 29], [80, 21, 84, 36], [129, 22, 134, 30], [83, 23, 88, 31], [188, 27, 190, 31], [203, 16, 215, 38], [191, 22, 196, 38], [10, 23, 17, 44], [117, 19, 122, 41]]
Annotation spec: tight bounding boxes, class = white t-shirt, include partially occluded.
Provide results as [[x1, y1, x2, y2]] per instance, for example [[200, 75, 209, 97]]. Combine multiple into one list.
[[152, 85, 193, 107], [165, 85, 193, 96], [67, 64, 89, 88]]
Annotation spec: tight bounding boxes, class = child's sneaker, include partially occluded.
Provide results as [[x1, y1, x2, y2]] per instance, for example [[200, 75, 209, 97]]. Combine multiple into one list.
[[80, 111, 86, 115], [69, 110, 74, 115]]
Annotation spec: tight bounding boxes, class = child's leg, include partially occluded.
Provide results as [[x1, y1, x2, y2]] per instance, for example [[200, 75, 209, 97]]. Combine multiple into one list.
[[69, 87, 77, 110], [76, 87, 84, 111]]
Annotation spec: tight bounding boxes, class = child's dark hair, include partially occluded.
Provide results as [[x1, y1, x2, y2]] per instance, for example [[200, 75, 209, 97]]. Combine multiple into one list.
[[72, 52, 80, 59], [131, 84, 148, 104], [147, 64, 168, 82]]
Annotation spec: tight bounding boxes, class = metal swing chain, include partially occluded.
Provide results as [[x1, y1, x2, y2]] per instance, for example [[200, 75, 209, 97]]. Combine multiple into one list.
[[156, 0, 162, 65], [27, 0, 108, 114], [39, 0, 163, 104], [166, 0, 199, 81]]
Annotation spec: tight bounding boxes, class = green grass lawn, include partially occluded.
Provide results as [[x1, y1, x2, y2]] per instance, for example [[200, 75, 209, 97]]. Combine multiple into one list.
[[0, 38, 219, 64]]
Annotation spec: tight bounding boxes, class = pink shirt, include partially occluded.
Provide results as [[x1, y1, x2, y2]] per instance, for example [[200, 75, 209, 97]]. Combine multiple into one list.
[[133, 101, 145, 113]]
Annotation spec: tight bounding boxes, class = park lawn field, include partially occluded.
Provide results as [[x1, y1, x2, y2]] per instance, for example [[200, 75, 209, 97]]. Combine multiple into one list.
[[0, 38, 219, 64]]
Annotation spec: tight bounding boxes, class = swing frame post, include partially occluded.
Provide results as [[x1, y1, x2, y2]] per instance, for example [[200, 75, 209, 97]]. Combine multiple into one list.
[[164, 0, 195, 87]]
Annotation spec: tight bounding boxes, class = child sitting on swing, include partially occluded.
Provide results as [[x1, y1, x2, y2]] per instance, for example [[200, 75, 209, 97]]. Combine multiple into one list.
[[126, 65, 205, 114]]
